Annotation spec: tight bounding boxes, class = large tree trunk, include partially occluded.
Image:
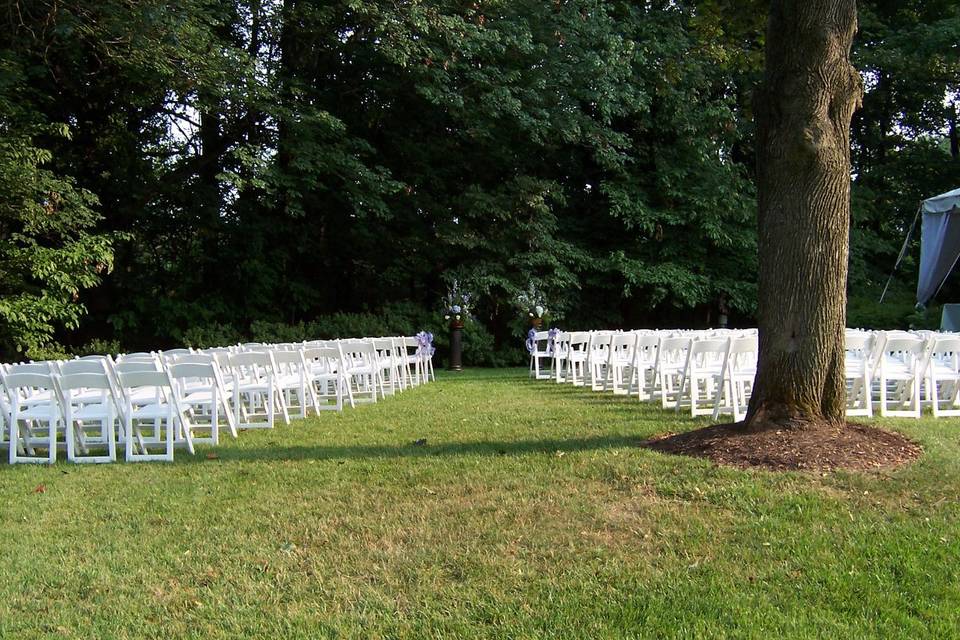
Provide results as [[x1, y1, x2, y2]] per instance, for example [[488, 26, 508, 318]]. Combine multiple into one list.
[[745, 0, 863, 427]]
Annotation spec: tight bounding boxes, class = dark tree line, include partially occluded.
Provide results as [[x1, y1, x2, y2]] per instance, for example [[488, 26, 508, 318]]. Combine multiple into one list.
[[0, 0, 957, 361]]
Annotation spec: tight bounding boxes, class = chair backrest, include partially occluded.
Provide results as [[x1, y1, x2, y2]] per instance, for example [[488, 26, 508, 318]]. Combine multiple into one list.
[[227, 351, 275, 385], [685, 338, 729, 373], [655, 336, 692, 373], [687, 337, 727, 359], [845, 333, 873, 353], [114, 360, 161, 374], [339, 340, 376, 356], [55, 372, 117, 413], [160, 348, 193, 358], [371, 338, 395, 353], [567, 332, 590, 351], [551, 332, 571, 356], [931, 336, 960, 357], [168, 362, 218, 381], [229, 351, 273, 368], [728, 335, 758, 357], [658, 336, 691, 358], [117, 352, 155, 361], [3, 372, 56, 393], [878, 336, 928, 374], [609, 333, 637, 350], [117, 370, 172, 388], [634, 333, 660, 363], [689, 337, 728, 355], [7, 362, 52, 375], [57, 372, 114, 392], [882, 336, 927, 356], [199, 347, 233, 355], [303, 347, 342, 372], [58, 359, 108, 376], [211, 351, 232, 371], [168, 353, 215, 365], [270, 349, 302, 364], [724, 336, 758, 374], [606, 333, 637, 364], [271, 349, 306, 377], [589, 332, 614, 352]]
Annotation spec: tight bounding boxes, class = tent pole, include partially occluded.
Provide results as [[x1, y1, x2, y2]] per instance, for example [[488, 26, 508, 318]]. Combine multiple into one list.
[[879, 204, 923, 303]]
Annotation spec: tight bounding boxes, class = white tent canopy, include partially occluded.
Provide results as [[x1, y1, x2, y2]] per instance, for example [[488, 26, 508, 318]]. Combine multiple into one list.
[[917, 188, 960, 307]]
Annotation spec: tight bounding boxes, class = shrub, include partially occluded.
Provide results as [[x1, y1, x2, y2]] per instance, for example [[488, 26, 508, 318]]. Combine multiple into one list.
[[177, 322, 244, 349], [74, 338, 122, 356], [25, 342, 72, 361]]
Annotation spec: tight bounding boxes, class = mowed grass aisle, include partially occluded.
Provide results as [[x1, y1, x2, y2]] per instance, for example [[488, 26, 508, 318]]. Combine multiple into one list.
[[2, 369, 960, 639]]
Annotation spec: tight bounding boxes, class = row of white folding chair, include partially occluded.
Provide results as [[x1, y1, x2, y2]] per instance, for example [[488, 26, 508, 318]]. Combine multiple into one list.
[[3, 360, 122, 464], [4, 353, 240, 462], [541, 327, 960, 421], [246, 337, 432, 396], [543, 330, 758, 419], [3, 365, 187, 463], [2, 334, 431, 463], [843, 330, 960, 418]]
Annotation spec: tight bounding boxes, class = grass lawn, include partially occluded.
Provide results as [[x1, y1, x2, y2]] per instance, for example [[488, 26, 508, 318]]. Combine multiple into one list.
[[2, 368, 959, 639]]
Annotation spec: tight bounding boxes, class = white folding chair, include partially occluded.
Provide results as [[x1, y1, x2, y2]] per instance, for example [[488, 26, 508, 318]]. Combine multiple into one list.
[[4, 371, 62, 464], [227, 351, 280, 429], [302, 346, 348, 411], [924, 336, 960, 417], [713, 335, 758, 422], [588, 332, 614, 391], [168, 353, 237, 438], [117, 370, 183, 462], [339, 341, 383, 404], [627, 333, 660, 401], [398, 337, 423, 388], [565, 332, 591, 386], [528, 330, 553, 380], [272, 349, 315, 420], [56, 372, 121, 463], [168, 362, 233, 445], [653, 336, 692, 409], [876, 335, 929, 418], [551, 331, 571, 383], [677, 337, 729, 417], [604, 332, 637, 395], [844, 332, 875, 417], [372, 338, 403, 396]]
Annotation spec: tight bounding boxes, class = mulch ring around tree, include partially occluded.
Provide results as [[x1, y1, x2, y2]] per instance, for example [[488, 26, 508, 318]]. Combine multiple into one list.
[[642, 420, 922, 472]]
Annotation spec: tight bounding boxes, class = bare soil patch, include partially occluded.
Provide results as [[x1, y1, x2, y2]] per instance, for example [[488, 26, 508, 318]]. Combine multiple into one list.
[[643, 420, 922, 472]]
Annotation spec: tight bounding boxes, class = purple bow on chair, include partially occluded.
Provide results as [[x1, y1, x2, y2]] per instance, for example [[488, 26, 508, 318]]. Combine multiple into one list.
[[547, 327, 560, 355], [416, 331, 435, 356], [525, 328, 537, 354]]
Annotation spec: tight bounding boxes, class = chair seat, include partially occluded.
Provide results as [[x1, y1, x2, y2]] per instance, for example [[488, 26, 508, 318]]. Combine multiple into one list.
[[235, 381, 272, 394], [276, 374, 305, 388], [130, 404, 176, 420], [72, 403, 113, 421], [346, 365, 374, 375], [183, 390, 217, 405], [16, 405, 60, 421], [929, 362, 960, 378], [690, 364, 725, 376]]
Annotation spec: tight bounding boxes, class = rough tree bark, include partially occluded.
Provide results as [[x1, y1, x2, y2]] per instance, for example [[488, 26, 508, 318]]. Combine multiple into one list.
[[745, 0, 863, 427]]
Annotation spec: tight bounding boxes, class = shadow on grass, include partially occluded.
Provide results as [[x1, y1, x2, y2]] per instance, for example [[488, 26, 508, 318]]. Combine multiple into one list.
[[0, 432, 673, 469], [180, 433, 651, 465]]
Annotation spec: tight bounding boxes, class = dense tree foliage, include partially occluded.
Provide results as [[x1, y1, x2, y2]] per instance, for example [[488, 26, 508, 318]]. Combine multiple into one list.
[[0, 0, 956, 361]]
